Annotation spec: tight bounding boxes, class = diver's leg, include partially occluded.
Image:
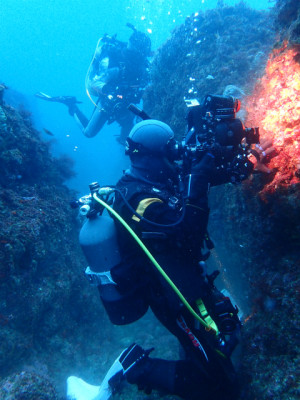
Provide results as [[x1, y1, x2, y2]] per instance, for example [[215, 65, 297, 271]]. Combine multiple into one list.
[[35, 92, 104, 137], [66, 342, 238, 400], [124, 353, 232, 399], [70, 105, 89, 126], [80, 107, 109, 138], [35, 92, 90, 131], [54, 101, 107, 138], [66, 344, 178, 400], [148, 296, 240, 399], [117, 114, 135, 144], [137, 358, 214, 400], [125, 349, 239, 399]]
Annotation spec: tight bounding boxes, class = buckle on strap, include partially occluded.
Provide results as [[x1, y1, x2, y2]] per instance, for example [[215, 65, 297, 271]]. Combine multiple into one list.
[[196, 298, 219, 334], [85, 266, 117, 286]]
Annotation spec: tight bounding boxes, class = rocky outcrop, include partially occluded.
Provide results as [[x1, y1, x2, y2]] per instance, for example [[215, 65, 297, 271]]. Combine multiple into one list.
[[143, 1, 300, 399], [0, 94, 105, 398]]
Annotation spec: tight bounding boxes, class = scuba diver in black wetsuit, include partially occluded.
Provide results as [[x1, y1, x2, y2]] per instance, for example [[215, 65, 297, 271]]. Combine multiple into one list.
[[35, 24, 151, 144], [67, 96, 274, 400]]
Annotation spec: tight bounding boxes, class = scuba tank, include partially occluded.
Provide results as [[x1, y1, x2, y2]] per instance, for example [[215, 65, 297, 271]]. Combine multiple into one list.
[[79, 214, 121, 274], [75, 182, 149, 325], [77, 182, 120, 275]]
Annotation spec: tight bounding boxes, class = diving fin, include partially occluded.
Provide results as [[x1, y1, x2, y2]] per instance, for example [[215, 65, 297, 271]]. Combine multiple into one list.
[[66, 344, 153, 400], [67, 376, 101, 400], [35, 92, 82, 105], [66, 353, 123, 400]]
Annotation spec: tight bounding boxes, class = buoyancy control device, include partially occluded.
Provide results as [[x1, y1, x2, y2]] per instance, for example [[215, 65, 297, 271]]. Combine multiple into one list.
[[74, 182, 242, 360]]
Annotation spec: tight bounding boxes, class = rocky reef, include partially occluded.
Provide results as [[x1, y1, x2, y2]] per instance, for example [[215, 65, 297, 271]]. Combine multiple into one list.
[[0, 89, 110, 398], [0, 371, 58, 400], [143, 1, 276, 135], [144, 1, 299, 399], [275, 0, 300, 46], [0, 0, 299, 399], [0, 88, 180, 400]]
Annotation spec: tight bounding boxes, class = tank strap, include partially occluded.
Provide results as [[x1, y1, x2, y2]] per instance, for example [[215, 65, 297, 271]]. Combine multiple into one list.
[[195, 298, 219, 334], [132, 198, 163, 222], [116, 181, 173, 214], [85, 266, 117, 287]]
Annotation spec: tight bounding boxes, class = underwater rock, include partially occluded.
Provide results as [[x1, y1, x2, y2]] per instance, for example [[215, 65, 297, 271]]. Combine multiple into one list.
[[0, 371, 58, 399], [275, 0, 300, 45], [144, 2, 275, 137], [208, 182, 300, 400], [143, 1, 299, 399], [0, 106, 7, 132], [0, 98, 107, 397], [0, 83, 8, 105], [223, 84, 245, 98]]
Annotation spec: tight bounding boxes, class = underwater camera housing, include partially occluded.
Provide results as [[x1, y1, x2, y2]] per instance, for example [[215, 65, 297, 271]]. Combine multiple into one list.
[[174, 94, 260, 165], [191, 94, 241, 120], [128, 95, 259, 168]]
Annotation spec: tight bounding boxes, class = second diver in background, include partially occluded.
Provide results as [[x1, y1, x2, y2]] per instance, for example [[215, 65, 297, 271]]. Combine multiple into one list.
[[36, 24, 151, 144]]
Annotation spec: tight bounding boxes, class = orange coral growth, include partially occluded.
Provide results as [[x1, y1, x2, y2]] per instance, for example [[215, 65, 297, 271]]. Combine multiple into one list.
[[245, 45, 300, 192]]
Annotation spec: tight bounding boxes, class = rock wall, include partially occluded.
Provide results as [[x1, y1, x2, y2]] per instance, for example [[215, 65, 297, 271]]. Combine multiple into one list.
[[143, 1, 300, 399], [0, 95, 106, 397], [143, 2, 275, 135], [0, 1, 299, 398]]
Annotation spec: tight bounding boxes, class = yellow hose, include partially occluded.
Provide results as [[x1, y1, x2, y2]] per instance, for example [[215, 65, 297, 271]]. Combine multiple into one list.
[[93, 192, 217, 333]]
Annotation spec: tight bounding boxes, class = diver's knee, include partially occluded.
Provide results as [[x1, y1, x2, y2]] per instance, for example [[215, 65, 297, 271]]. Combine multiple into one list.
[[83, 131, 97, 138]]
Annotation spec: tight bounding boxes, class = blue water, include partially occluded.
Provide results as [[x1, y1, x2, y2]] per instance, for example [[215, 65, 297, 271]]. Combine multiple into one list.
[[1, 0, 272, 195]]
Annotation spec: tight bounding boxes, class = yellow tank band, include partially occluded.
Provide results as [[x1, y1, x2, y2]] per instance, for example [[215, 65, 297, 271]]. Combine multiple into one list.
[[132, 198, 163, 222]]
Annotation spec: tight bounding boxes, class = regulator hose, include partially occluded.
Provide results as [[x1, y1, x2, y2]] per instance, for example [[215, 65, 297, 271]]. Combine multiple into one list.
[[93, 192, 217, 334], [114, 187, 186, 228]]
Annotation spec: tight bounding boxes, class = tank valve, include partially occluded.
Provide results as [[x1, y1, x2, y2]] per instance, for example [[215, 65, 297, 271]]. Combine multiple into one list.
[[80, 204, 91, 216], [89, 182, 100, 193]]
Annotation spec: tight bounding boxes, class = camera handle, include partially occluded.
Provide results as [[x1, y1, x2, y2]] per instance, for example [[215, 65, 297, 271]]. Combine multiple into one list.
[[128, 103, 151, 120]]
